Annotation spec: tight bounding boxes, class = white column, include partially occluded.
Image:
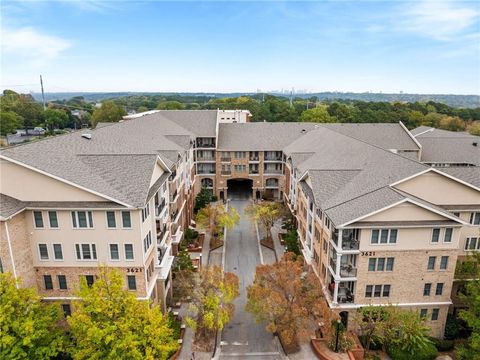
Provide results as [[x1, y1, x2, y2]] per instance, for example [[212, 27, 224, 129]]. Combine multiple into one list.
[[333, 280, 339, 304]]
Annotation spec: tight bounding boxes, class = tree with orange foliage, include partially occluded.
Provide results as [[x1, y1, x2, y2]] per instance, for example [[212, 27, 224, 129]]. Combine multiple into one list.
[[246, 252, 329, 350]]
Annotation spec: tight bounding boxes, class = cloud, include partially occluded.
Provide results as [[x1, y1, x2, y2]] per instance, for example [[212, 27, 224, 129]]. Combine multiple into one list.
[[399, 0, 480, 41], [1, 27, 72, 66]]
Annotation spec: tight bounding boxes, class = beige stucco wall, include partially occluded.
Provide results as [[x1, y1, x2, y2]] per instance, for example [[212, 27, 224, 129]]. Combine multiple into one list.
[[394, 171, 480, 205], [362, 202, 448, 222]]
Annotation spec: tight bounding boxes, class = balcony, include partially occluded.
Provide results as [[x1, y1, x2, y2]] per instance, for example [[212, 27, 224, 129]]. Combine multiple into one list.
[[339, 265, 357, 278], [196, 138, 216, 148], [264, 152, 283, 161], [156, 223, 168, 243], [329, 256, 337, 272], [170, 210, 179, 222], [221, 170, 231, 176], [249, 170, 259, 175], [221, 157, 231, 162], [170, 189, 178, 203], [337, 284, 355, 304], [341, 229, 360, 250], [196, 156, 215, 162], [263, 168, 282, 175], [171, 225, 183, 245], [155, 199, 166, 217], [197, 168, 216, 175]]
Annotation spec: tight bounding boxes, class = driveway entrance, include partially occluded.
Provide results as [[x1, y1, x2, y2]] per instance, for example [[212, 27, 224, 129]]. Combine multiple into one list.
[[227, 179, 253, 200], [219, 200, 282, 359]]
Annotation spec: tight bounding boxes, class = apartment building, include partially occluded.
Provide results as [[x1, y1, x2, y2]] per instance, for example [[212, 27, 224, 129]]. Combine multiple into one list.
[[1, 111, 478, 339]]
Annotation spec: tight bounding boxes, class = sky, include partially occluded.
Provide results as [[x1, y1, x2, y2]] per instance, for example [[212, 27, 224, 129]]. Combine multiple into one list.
[[1, 0, 479, 95]]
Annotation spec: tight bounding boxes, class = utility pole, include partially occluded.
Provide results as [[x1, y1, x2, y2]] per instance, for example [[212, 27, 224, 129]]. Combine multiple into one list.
[[40, 75, 46, 110]]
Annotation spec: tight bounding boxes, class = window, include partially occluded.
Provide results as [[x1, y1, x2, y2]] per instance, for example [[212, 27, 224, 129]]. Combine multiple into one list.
[[71, 211, 93, 228], [386, 257, 394, 271], [144, 231, 152, 253], [75, 244, 97, 260], [431, 308, 440, 321], [427, 256, 436, 270], [38, 244, 49, 260], [371, 229, 397, 244], [465, 237, 479, 251], [84, 275, 95, 287], [53, 244, 63, 260], [440, 256, 449, 270], [365, 285, 373, 297], [34, 211, 44, 228], [122, 211, 131, 228], [324, 217, 331, 230], [106, 211, 116, 228], [431, 228, 440, 243], [127, 275, 137, 290], [109, 244, 120, 260], [470, 212, 480, 225], [48, 211, 58, 228], [368, 258, 376, 271], [377, 258, 385, 271], [125, 244, 134, 260], [420, 309, 428, 318], [44, 275, 53, 290], [435, 283, 444, 296], [444, 228, 453, 243], [382, 285, 391, 297], [62, 304, 71, 317], [374, 285, 382, 297], [423, 283, 432, 296], [58, 275, 67, 290], [142, 204, 150, 222]]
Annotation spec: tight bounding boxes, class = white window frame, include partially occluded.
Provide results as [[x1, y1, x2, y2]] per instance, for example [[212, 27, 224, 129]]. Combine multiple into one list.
[[427, 256, 436, 271], [443, 228, 453, 243], [48, 211, 59, 229], [124, 243, 135, 261], [121, 211, 132, 229], [33, 211, 44, 229], [109, 243, 120, 261], [127, 275, 137, 291], [465, 237, 480, 251], [71, 211, 94, 229], [38, 243, 49, 261], [75, 243, 97, 261], [431, 228, 441, 244], [470, 212, 480, 225], [52, 243, 64, 261], [370, 229, 397, 245], [439, 256, 449, 270], [105, 211, 117, 229]]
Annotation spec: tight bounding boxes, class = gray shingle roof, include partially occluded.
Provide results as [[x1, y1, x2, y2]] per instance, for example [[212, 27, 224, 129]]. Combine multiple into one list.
[[217, 122, 318, 150], [438, 167, 480, 188], [0, 194, 26, 220], [156, 110, 217, 137], [320, 123, 420, 151], [0, 112, 199, 207]]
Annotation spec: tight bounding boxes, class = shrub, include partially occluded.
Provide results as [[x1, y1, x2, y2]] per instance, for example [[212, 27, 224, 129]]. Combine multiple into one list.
[[284, 229, 301, 256], [387, 342, 437, 360], [184, 228, 199, 245], [429, 337, 454, 352], [444, 313, 460, 340], [358, 335, 383, 351]]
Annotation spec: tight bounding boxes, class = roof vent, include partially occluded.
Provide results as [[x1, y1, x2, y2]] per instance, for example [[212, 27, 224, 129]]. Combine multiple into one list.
[[81, 133, 92, 140], [473, 142, 478, 147], [301, 129, 306, 133]]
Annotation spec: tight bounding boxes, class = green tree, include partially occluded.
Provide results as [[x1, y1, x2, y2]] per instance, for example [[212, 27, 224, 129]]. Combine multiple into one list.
[[439, 116, 466, 131], [245, 201, 284, 241], [172, 246, 196, 301], [468, 122, 480, 136], [194, 187, 217, 213], [185, 266, 239, 350], [156, 101, 185, 110], [283, 228, 301, 256], [137, 106, 149, 113], [43, 108, 69, 131], [67, 266, 178, 360], [456, 253, 480, 360], [0, 272, 65, 360], [195, 202, 240, 240], [300, 105, 336, 123], [91, 101, 126, 127], [0, 111, 21, 136]]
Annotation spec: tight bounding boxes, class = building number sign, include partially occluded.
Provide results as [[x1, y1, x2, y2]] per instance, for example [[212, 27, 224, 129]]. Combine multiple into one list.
[[361, 251, 376, 256], [126, 268, 143, 273]]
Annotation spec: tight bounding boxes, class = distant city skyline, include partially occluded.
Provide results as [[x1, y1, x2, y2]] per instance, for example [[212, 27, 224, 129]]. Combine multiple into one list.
[[1, 0, 479, 95]]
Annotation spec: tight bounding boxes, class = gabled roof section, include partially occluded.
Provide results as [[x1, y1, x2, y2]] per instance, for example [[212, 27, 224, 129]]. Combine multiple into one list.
[[320, 123, 420, 151], [156, 110, 218, 137], [217, 122, 318, 150]]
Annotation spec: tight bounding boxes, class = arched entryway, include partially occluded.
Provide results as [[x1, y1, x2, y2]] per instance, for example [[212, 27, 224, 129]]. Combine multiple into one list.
[[227, 178, 253, 200]]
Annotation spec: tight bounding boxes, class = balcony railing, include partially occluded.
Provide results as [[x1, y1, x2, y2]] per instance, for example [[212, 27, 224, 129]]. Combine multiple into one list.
[[170, 189, 178, 203], [221, 170, 231, 175], [249, 170, 259, 175], [339, 265, 357, 278], [155, 199, 166, 217], [221, 157, 231, 162], [337, 286, 355, 303], [249, 157, 259, 161], [156, 223, 167, 243], [197, 142, 215, 148], [329, 257, 337, 272], [197, 168, 216, 174], [342, 239, 359, 250], [264, 168, 282, 174], [170, 210, 178, 222], [197, 156, 215, 162]]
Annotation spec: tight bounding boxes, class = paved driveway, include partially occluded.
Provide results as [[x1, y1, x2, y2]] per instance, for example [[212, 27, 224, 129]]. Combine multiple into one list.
[[219, 200, 283, 359]]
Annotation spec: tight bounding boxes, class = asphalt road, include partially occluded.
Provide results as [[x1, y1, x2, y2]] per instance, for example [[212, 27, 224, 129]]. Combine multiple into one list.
[[219, 199, 282, 359]]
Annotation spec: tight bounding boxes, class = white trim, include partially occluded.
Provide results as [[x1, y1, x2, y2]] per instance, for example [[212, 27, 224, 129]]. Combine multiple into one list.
[[4, 222, 18, 285], [38, 243, 49, 261], [105, 210, 117, 229], [0, 155, 133, 207], [124, 243, 135, 261], [32, 210, 45, 229], [405, 197, 469, 224], [390, 167, 480, 192], [71, 210, 94, 229], [47, 210, 60, 229], [399, 121, 423, 150], [121, 210, 133, 229], [430, 227, 441, 244], [0, 207, 25, 221], [52, 243, 64, 261], [412, 127, 435, 138], [108, 243, 121, 261], [339, 199, 407, 228], [331, 300, 452, 310]]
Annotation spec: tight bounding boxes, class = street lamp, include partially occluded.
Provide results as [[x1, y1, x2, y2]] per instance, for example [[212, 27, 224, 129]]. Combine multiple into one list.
[[334, 319, 341, 352]]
